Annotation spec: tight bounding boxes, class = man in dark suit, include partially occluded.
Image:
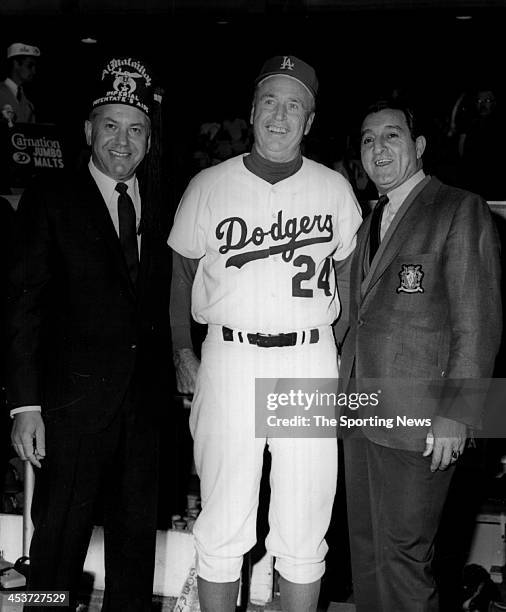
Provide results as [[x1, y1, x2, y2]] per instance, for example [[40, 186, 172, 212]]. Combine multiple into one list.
[[339, 100, 502, 612], [6, 56, 171, 611]]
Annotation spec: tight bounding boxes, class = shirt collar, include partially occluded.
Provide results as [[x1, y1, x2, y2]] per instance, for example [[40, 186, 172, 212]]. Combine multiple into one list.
[[88, 158, 137, 204], [4, 78, 18, 97], [383, 169, 425, 213]]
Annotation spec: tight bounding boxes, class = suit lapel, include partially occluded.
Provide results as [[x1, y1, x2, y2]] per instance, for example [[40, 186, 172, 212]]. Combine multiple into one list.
[[353, 219, 370, 305], [135, 179, 157, 303], [136, 230, 152, 303], [361, 176, 439, 302], [77, 170, 137, 300]]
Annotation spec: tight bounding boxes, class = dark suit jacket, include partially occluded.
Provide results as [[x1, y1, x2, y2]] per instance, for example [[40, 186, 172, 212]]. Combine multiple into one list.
[[340, 176, 502, 450], [6, 169, 172, 434], [1, 196, 14, 380]]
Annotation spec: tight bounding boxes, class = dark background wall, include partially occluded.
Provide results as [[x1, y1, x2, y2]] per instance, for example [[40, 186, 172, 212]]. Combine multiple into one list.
[[1, 2, 506, 192]]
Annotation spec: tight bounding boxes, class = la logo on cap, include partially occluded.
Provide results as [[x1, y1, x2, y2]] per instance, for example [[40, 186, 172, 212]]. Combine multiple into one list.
[[280, 56, 295, 71], [255, 55, 319, 98]]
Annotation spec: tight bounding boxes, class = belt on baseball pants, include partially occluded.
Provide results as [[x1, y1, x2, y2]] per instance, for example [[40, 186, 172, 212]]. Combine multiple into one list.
[[222, 326, 319, 347]]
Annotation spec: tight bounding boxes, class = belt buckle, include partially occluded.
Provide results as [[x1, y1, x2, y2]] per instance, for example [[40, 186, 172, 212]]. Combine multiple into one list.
[[256, 333, 274, 348]]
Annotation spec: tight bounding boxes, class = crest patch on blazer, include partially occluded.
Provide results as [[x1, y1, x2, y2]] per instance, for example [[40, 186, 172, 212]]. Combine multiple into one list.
[[397, 264, 424, 294]]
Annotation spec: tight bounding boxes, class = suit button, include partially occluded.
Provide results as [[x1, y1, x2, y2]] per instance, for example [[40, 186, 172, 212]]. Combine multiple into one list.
[[131, 344, 137, 350]]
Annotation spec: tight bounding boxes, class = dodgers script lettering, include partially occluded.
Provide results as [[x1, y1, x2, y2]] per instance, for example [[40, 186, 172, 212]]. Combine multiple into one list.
[[216, 210, 333, 269]]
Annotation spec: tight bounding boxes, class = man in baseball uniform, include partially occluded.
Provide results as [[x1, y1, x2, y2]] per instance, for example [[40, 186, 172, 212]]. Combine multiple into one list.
[[168, 55, 361, 612]]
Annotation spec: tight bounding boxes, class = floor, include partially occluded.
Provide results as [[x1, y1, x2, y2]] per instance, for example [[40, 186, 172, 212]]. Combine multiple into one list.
[[80, 591, 355, 611]]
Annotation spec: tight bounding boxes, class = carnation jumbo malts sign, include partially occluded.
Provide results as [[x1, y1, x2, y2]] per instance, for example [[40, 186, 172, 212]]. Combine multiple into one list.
[[4, 123, 65, 187]]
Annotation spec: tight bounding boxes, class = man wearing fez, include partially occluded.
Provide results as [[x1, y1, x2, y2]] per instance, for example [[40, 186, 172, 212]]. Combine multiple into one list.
[[339, 100, 502, 611], [168, 55, 361, 611], [7, 57, 171, 610], [0, 43, 40, 125]]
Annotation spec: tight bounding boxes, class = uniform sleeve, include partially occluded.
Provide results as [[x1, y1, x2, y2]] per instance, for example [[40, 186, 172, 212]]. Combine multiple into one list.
[[333, 178, 362, 261], [167, 174, 211, 259], [332, 252, 354, 349], [170, 251, 199, 350]]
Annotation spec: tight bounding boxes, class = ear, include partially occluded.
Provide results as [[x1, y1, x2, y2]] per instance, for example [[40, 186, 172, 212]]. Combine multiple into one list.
[[304, 111, 315, 136], [84, 120, 92, 147], [250, 102, 256, 125], [415, 135, 426, 159], [147, 132, 151, 154]]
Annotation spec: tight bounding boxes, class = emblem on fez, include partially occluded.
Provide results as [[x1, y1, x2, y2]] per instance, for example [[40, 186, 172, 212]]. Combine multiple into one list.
[[397, 264, 424, 294], [111, 69, 142, 96]]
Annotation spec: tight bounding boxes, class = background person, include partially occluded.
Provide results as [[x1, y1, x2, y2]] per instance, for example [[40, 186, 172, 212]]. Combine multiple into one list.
[[458, 87, 506, 200], [0, 42, 39, 125]]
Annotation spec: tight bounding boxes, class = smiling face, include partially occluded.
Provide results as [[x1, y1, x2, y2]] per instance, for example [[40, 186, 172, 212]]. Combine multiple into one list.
[[251, 75, 315, 163], [360, 108, 426, 194], [84, 104, 151, 181]]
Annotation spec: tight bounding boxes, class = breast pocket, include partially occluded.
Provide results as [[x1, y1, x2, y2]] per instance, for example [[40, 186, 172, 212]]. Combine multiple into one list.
[[390, 252, 441, 314]]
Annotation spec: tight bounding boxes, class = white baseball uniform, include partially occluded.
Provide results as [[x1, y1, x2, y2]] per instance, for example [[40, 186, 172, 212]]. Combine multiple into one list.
[[168, 153, 361, 584]]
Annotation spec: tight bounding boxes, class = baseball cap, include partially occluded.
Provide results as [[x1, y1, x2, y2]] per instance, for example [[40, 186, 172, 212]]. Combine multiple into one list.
[[7, 43, 41, 59], [255, 55, 318, 98], [91, 56, 154, 117]]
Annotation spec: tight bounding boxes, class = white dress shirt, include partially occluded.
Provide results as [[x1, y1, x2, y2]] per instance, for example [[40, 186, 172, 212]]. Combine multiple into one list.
[[380, 169, 426, 240], [88, 159, 141, 253]]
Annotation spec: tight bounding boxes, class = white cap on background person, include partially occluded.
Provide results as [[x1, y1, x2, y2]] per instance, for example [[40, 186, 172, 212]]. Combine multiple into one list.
[[7, 43, 41, 59]]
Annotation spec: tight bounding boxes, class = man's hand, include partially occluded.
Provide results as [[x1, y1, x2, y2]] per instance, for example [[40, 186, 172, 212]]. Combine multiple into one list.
[[11, 412, 46, 468], [423, 415, 466, 472], [173, 347, 200, 395]]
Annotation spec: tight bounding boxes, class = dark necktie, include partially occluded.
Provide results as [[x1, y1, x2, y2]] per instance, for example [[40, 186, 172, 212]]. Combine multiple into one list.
[[369, 194, 389, 264], [16, 86, 22, 102], [115, 182, 139, 284]]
